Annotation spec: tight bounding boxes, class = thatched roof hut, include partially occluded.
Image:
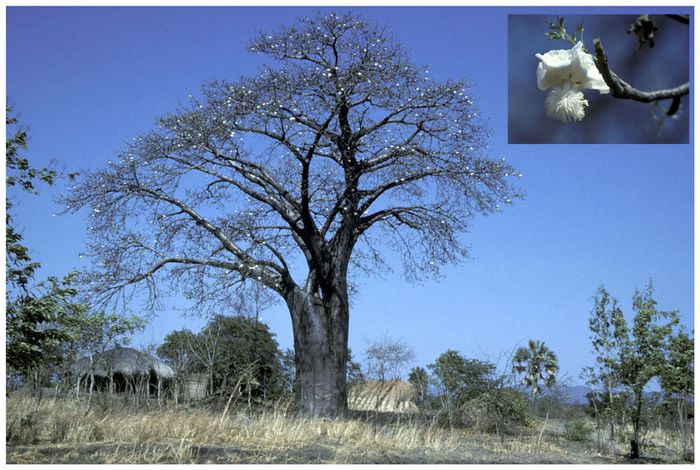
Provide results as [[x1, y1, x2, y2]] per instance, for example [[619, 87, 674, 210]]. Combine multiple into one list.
[[72, 347, 175, 381], [348, 380, 418, 413]]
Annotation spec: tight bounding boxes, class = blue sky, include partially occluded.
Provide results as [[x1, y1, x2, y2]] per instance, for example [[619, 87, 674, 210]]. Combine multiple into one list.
[[6, 6, 694, 384]]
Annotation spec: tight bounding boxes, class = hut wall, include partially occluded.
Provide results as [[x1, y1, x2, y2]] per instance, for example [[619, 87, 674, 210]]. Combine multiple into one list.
[[184, 373, 208, 401]]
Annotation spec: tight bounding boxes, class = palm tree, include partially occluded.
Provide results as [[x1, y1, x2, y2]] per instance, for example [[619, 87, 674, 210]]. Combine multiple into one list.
[[512, 339, 559, 402]]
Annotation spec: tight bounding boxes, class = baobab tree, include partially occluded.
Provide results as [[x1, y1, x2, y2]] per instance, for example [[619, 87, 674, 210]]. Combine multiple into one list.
[[65, 12, 520, 417]]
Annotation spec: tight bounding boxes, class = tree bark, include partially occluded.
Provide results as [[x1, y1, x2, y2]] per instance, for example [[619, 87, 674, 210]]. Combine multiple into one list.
[[606, 381, 615, 443], [286, 281, 349, 418], [678, 397, 688, 459], [630, 388, 643, 459]]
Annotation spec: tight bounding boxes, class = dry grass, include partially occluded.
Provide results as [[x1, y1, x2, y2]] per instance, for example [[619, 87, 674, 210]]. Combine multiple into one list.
[[7, 393, 463, 463], [5, 393, 684, 464], [586, 421, 694, 463]]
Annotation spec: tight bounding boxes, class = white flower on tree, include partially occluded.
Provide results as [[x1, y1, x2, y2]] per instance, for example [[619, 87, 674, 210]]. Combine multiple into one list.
[[543, 82, 588, 122], [536, 41, 609, 122]]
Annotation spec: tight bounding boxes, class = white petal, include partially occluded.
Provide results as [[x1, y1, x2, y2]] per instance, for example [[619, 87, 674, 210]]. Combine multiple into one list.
[[535, 48, 572, 69], [535, 49, 573, 90], [535, 40, 610, 94], [536, 62, 559, 91]]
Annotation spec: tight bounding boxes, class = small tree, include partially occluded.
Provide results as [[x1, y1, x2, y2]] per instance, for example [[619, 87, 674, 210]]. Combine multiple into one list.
[[408, 366, 430, 405], [72, 311, 146, 406], [157, 329, 198, 402], [5, 107, 83, 407], [618, 282, 679, 459], [188, 320, 223, 397], [429, 349, 495, 427], [585, 281, 681, 459], [660, 328, 693, 460], [364, 335, 415, 382], [279, 348, 296, 395], [6, 273, 86, 407], [582, 286, 627, 444], [512, 339, 559, 405], [206, 315, 283, 403]]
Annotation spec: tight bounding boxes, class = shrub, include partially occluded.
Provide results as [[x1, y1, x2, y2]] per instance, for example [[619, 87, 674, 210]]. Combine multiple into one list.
[[463, 388, 531, 434], [564, 418, 591, 442]]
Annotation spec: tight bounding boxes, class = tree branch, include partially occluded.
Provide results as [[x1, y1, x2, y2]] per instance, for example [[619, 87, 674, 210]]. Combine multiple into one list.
[[127, 185, 288, 287], [593, 38, 689, 115], [665, 14, 689, 25]]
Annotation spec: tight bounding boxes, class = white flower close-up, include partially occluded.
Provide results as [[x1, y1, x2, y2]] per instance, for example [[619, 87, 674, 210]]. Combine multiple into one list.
[[535, 41, 610, 122]]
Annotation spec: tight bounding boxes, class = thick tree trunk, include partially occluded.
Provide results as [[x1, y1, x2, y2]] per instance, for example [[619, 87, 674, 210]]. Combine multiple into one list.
[[286, 281, 349, 418]]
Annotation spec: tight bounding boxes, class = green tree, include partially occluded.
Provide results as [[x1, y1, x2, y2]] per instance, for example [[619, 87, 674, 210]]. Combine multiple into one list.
[[429, 349, 496, 427], [408, 366, 430, 405], [586, 281, 681, 459], [6, 273, 86, 398], [582, 286, 627, 443], [512, 339, 559, 403], [6, 107, 57, 291], [201, 315, 283, 402], [477, 386, 532, 436], [6, 107, 84, 400], [618, 282, 679, 459], [6, 107, 59, 379], [157, 329, 198, 401], [65, 12, 519, 417], [660, 328, 693, 459]]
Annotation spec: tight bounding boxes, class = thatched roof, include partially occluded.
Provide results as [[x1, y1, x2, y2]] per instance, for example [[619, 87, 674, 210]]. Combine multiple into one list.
[[348, 380, 418, 413], [71, 347, 175, 380]]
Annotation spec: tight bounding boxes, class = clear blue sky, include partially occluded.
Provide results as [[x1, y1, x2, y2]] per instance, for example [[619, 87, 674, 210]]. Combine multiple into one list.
[[7, 6, 694, 384]]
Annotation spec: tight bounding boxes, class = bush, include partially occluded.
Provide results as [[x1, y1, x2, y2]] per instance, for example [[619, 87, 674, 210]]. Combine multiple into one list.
[[463, 388, 532, 434], [564, 418, 591, 442]]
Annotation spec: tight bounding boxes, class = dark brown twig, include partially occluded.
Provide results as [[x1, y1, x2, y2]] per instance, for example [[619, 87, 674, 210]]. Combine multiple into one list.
[[593, 38, 689, 115], [667, 96, 682, 116], [666, 14, 690, 25]]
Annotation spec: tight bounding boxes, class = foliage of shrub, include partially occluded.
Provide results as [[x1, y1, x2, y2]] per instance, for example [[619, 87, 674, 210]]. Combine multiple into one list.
[[564, 418, 591, 441], [462, 388, 531, 434]]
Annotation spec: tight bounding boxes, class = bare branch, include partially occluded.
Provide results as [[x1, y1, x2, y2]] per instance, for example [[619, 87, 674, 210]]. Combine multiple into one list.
[[593, 38, 689, 110], [665, 14, 689, 25]]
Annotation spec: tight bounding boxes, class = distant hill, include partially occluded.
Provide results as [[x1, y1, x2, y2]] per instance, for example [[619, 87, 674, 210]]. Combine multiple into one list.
[[536, 385, 593, 405], [561, 385, 593, 405]]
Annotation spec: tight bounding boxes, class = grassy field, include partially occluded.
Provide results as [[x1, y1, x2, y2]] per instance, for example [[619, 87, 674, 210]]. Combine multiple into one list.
[[5, 393, 690, 464]]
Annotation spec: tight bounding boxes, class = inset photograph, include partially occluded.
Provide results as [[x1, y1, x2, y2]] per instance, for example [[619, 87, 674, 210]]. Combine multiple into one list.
[[509, 14, 690, 143]]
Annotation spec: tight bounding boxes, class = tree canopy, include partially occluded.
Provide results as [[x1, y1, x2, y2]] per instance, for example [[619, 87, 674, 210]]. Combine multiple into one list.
[[512, 339, 559, 401], [65, 12, 519, 310]]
